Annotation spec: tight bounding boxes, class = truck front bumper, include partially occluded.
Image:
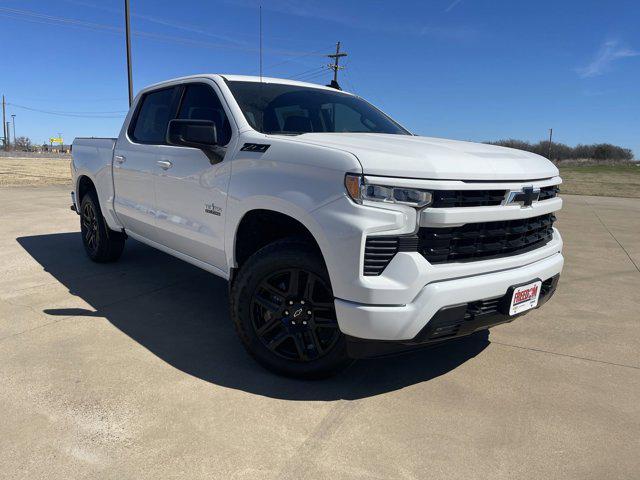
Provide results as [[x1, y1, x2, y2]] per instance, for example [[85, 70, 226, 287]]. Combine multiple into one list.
[[334, 252, 563, 350]]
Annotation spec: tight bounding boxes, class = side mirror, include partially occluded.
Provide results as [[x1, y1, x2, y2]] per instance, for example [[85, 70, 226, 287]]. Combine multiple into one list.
[[166, 119, 218, 149]]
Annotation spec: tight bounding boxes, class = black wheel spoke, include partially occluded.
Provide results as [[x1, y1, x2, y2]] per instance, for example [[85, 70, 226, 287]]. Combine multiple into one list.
[[303, 274, 316, 300], [307, 328, 324, 355], [314, 316, 339, 329], [287, 269, 300, 296], [256, 317, 281, 335], [291, 333, 309, 361], [313, 301, 334, 310], [267, 331, 289, 350], [260, 282, 286, 302], [252, 294, 281, 314]]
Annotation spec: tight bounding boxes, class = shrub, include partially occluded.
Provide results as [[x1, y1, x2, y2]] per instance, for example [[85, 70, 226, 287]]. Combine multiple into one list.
[[486, 139, 634, 161]]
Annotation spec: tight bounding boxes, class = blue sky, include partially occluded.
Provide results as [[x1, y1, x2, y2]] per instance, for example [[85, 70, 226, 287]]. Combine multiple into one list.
[[1, 0, 638, 156]]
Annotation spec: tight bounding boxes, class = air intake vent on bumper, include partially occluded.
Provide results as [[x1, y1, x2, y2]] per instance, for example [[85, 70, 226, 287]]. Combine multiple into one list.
[[363, 236, 419, 276], [363, 237, 398, 276]]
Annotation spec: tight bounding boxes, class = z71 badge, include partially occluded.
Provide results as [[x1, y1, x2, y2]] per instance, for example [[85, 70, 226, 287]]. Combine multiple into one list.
[[205, 203, 222, 216]]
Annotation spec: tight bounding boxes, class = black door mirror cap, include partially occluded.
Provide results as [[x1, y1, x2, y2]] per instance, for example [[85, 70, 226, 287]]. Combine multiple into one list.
[[166, 119, 218, 149]]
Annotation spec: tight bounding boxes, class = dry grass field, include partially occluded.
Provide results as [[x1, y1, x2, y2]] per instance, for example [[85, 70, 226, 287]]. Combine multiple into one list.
[[0, 155, 638, 198], [0, 156, 72, 187], [559, 164, 640, 198]]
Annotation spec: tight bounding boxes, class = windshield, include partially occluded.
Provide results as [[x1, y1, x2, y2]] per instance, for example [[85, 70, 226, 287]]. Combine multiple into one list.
[[226, 81, 410, 135]]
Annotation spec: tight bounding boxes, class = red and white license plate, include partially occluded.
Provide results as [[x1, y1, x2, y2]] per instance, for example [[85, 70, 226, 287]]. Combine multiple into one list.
[[509, 280, 542, 316]]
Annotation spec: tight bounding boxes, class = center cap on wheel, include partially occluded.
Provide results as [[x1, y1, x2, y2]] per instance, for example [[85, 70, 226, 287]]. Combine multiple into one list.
[[286, 300, 312, 324]]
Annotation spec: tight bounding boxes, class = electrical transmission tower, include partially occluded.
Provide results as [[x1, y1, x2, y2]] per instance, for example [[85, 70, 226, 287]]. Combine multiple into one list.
[[327, 42, 347, 90]]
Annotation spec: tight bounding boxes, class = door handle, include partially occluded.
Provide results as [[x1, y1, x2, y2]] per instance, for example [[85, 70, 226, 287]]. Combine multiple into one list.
[[114, 155, 126, 164], [156, 160, 173, 170]]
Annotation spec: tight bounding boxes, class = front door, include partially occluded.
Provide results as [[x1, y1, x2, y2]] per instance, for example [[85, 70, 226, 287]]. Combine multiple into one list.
[[153, 81, 235, 271], [113, 86, 179, 240]]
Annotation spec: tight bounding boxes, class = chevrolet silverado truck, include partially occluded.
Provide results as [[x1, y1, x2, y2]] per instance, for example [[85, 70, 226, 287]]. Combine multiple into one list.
[[71, 74, 563, 378]]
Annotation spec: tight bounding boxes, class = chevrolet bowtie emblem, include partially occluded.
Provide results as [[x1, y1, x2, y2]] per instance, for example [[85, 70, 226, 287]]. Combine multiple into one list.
[[506, 186, 540, 207]]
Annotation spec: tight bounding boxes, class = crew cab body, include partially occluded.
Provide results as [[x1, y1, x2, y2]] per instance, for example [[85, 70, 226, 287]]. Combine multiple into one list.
[[72, 74, 563, 375]]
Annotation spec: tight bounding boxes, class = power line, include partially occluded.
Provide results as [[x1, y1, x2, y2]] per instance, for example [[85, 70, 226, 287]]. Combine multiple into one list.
[[292, 69, 328, 82], [0, 7, 328, 59], [264, 46, 332, 72], [7, 103, 126, 118], [342, 67, 357, 94], [287, 66, 327, 80], [294, 70, 329, 83]]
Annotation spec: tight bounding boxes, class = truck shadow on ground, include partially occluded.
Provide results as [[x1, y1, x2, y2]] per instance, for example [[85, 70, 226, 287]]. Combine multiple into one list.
[[18, 232, 489, 401]]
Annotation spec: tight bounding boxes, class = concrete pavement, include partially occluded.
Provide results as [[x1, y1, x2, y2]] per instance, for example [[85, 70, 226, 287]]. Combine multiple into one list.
[[0, 186, 639, 479]]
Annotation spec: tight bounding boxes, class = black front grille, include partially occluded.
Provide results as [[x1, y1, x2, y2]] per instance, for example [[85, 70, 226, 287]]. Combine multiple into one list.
[[419, 213, 556, 264], [539, 185, 560, 201], [431, 190, 506, 208]]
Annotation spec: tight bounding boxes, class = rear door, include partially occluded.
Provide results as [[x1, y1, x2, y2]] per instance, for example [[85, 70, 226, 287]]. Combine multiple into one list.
[[113, 86, 180, 240], [153, 80, 236, 271]]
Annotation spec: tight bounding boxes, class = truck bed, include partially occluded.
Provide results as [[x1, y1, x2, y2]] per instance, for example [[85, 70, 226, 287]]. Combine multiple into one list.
[[71, 137, 118, 224]]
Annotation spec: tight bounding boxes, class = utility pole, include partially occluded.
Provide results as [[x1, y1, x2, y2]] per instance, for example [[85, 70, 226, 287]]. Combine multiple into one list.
[[547, 128, 553, 160], [259, 5, 263, 82], [327, 41, 347, 89], [2, 95, 6, 150], [124, 0, 134, 107], [6, 122, 10, 149], [11, 114, 16, 146]]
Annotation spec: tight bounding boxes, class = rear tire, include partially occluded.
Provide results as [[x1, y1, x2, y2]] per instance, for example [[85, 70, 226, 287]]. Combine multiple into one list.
[[230, 239, 352, 379], [80, 190, 125, 263]]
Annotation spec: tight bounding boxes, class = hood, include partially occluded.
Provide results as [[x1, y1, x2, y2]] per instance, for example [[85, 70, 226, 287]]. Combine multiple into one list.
[[283, 133, 558, 181]]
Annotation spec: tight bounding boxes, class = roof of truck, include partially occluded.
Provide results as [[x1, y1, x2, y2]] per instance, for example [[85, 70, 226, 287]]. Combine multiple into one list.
[[143, 74, 350, 94]]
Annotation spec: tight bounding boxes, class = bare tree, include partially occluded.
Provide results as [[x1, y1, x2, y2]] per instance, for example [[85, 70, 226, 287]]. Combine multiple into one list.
[[14, 136, 32, 151]]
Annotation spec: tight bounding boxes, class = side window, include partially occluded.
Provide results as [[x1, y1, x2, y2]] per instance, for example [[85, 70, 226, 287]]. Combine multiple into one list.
[[131, 87, 176, 143], [178, 83, 232, 146]]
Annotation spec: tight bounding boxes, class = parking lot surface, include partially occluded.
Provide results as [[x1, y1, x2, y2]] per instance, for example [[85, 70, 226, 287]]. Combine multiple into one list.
[[1, 186, 639, 479]]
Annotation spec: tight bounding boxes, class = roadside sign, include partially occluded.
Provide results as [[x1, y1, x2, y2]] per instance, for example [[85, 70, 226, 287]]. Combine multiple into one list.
[[50, 137, 63, 144]]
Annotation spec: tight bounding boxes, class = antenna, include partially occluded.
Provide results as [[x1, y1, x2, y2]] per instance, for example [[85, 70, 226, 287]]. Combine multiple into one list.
[[259, 5, 263, 82]]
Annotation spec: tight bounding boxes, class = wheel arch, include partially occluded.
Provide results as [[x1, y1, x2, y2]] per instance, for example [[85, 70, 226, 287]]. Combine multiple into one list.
[[73, 170, 123, 232], [76, 174, 97, 203], [229, 206, 331, 284]]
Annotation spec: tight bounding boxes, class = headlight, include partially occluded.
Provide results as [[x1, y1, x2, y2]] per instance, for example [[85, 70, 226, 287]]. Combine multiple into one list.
[[344, 174, 432, 208]]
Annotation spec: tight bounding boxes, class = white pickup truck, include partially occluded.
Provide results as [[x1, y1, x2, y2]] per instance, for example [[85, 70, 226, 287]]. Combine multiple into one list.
[[71, 74, 563, 378]]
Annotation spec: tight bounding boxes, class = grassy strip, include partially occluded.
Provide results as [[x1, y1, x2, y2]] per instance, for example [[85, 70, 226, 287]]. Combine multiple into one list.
[[559, 165, 640, 198]]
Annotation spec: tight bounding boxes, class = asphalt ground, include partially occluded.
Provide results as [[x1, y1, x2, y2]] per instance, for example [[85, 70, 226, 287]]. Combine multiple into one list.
[[1, 185, 638, 479]]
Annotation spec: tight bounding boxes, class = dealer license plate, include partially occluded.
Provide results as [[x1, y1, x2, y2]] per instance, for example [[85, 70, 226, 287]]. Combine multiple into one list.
[[509, 280, 542, 316]]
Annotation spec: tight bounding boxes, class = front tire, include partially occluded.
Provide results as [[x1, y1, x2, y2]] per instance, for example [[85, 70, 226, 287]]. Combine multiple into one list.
[[230, 239, 351, 379], [80, 190, 125, 263]]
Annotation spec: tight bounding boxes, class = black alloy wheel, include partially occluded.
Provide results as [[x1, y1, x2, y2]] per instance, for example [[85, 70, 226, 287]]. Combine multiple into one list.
[[79, 190, 125, 263], [81, 200, 100, 255], [251, 268, 340, 362], [230, 239, 351, 378]]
